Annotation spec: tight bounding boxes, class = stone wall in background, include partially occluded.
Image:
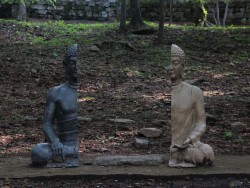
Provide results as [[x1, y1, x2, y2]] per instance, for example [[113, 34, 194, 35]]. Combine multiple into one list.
[[29, 0, 119, 21], [141, 0, 250, 25], [0, 0, 249, 24]]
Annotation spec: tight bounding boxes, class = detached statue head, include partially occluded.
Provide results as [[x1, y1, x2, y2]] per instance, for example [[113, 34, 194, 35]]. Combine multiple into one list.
[[170, 44, 185, 83], [63, 44, 78, 86]]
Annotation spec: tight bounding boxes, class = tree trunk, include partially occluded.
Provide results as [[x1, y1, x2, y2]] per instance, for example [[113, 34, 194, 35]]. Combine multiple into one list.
[[216, 0, 220, 26], [17, 0, 26, 21], [119, 0, 127, 33], [169, 0, 173, 26], [158, 0, 165, 43], [222, 0, 229, 27], [129, 0, 144, 29]]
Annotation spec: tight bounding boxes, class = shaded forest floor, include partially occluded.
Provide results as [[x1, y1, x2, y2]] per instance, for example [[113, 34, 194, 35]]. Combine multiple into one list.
[[0, 19, 249, 161]]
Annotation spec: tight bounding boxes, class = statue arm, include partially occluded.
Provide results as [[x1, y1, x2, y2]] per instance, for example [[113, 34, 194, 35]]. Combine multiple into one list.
[[188, 88, 206, 144], [43, 89, 57, 142], [43, 88, 64, 157]]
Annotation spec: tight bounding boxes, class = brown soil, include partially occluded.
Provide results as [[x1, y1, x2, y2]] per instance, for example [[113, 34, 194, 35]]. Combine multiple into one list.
[[0, 19, 249, 187]]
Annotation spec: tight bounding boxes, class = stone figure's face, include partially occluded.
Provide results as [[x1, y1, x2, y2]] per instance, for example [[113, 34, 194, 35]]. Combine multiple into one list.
[[170, 56, 183, 81], [66, 56, 77, 81]]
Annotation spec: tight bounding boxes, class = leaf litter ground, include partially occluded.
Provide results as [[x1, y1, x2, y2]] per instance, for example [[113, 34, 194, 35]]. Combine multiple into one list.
[[0, 19, 249, 187]]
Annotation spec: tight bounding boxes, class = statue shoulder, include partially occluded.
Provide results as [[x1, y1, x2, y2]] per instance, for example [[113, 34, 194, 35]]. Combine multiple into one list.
[[191, 85, 203, 100], [46, 84, 64, 100]]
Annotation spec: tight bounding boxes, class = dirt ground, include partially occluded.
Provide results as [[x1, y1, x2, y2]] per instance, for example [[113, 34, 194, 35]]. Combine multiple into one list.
[[0, 176, 250, 188], [0, 19, 249, 187]]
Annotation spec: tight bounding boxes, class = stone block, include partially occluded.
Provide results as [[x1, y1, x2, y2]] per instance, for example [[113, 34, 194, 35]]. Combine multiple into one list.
[[109, 0, 117, 2], [93, 154, 167, 166], [138, 128, 163, 138], [86, 11, 92, 17], [93, 13, 99, 17], [245, 12, 250, 18], [234, 12, 244, 18], [108, 11, 115, 17], [110, 2, 116, 7], [102, 11, 108, 17], [246, 3, 250, 12], [174, 12, 184, 20], [83, 1, 88, 5], [88, 1, 95, 6], [134, 137, 149, 149], [85, 6, 91, 11], [37, 9, 48, 15], [77, 10, 84, 17], [37, 1, 46, 5], [241, 17, 247, 24], [31, 4, 46, 10], [103, 1, 110, 7], [75, 0, 83, 5], [55, 15, 62, 20], [106, 7, 114, 12], [96, 1, 102, 5], [68, 10, 76, 16], [227, 12, 234, 19], [97, 17, 107, 21]]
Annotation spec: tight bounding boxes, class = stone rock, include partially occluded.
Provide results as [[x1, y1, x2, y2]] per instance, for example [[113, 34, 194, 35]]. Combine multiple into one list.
[[102, 11, 108, 17], [108, 118, 135, 124], [88, 1, 95, 6], [206, 114, 217, 121], [133, 137, 149, 149], [229, 180, 243, 188], [55, 15, 62, 20], [78, 116, 92, 122], [93, 154, 167, 166], [68, 10, 76, 16], [109, 0, 117, 2], [77, 10, 84, 17], [138, 128, 163, 138], [108, 11, 115, 17], [241, 18, 247, 24], [234, 12, 244, 18], [37, 9, 48, 15], [152, 120, 170, 126], [103, 1, 110, 7], [31, 4, 46, 10], [90, 45, 100, 52], [230, 122, 247, 133]]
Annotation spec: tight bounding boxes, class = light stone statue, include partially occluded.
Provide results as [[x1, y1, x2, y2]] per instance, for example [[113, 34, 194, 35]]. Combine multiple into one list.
[[169, 44, 214, 168], [31, 44, 79, 168]]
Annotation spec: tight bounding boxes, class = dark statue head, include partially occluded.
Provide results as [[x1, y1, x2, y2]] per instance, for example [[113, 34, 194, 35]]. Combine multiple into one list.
[[63, 44, 78, 86]]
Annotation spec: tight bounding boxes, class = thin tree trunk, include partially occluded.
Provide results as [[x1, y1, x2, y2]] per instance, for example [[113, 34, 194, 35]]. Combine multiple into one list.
[[129, 0, 144, 29], [17, 0, 26, 21], [216, 0, 220, 26], [119, 0, 127, 33], [158, 0, 165, 43], [222, 0, 229, 27], [208, 4, 218, 25], [169, 0, 173, 26]]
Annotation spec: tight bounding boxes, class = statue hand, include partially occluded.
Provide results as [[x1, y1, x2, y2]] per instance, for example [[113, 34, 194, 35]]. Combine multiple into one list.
[[51, 139, 64, 160], [183, 137, 192, 146]]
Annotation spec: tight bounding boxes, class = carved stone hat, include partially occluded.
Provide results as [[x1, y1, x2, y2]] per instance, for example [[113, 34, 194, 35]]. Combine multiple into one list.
[[171, 44, 185, 63], [64, 44, 78, 61]]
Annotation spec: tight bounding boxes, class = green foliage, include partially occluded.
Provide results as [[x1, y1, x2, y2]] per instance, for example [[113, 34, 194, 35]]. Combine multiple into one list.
[[224, 131, 233, 138]]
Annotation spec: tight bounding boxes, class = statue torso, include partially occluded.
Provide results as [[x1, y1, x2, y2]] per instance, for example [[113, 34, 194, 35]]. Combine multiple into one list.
[[171, 82, 198, 145]]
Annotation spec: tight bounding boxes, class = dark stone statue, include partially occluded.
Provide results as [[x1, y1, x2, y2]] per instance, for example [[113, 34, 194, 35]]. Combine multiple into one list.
[[31, 44, 79, 168]]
